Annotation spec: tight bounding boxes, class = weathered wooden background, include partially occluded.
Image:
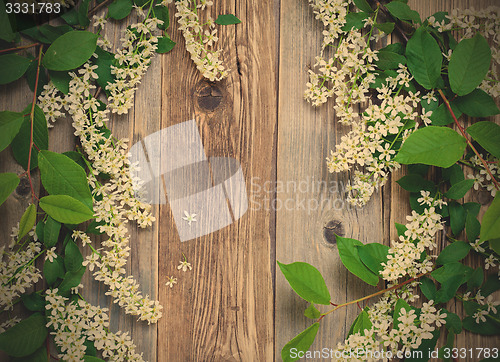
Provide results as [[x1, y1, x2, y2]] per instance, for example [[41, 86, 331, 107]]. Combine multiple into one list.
[[0, 0, 499, 361]]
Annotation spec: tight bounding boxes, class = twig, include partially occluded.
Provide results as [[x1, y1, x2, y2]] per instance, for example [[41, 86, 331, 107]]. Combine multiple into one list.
[[26, 46, 43, 203], [438, 89, 500, 191], [88, 0, 113, 16], [320, 271, 430, 319], [0, 43, 39, 54], [374, 0, 409, 42]]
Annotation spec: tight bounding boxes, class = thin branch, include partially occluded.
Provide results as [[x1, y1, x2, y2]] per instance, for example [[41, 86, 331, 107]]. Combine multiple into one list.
[[374, 0, 409, 42], [26, 46, 43, 203], [89, 0, 113, 16], [0, 43, 39, 54], [438, 89, 500, 191]]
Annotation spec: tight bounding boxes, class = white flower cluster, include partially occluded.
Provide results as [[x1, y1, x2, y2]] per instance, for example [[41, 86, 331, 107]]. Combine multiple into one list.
[[38, 82, 65, 126], [45, 289, 144, 361], [0, 225, 42, 310], [107, 17, 163, 114], [467, 154, 499, 197], [429, 6, 500, 98], [307, 0, 352, 50], [326, 67, 421, 206], [0, 317, 21, 333], [175, 0, 228, 81], [333, 297, 446, 361], [463, 291, 500, 324], [381, 191, 445, 282], [304, 26, 378, 108]]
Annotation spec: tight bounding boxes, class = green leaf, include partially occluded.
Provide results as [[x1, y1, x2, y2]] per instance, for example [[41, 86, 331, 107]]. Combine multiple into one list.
[[408, 164, 430, 177], [435, 273, 465, 303], [43, 216, 61, 248], [444, 179, 474, 200], [396, 174, 435, 193], [83, 357, 105, 362], [281, 323, 319, 362], [436, 241, 471, 265], [466, 211, 481, 242], [215, 14, 241, 25], [38, 150, 93, 211], [0, 173, 19, 207], [0, 313, 47, 357], [456, 89, 500, 118], [64, 240, 83, 272], [442, 164, 464, 184], [467, 267, 484, 290], [443, 310, 462, 333], [480, 193, 500, 242], [304, 304, 321, 319], [43, 31, 98, 71], [393, 298, 411, 329], [154, 5, 169, 30], [430, 102, 462, 126], [353, 0, 373, 13], [0, 54, 31, 85], [481, 274, 500, 296], [49, 70, 71, 94], [38, 25, 73, 43], [394, 224, 407, 240], [12, 105, 49, 171], [108, 0, 133, 20], [43, 255, 65, 285], [449, 201, 466, 236], [449, 33, 491, 96], [156, 36, 176, 54], [419, 276, 436, 300], [431, 262, 471, 284], [58, 266, 86, 293], [490, 238, 500, 255], [11, 346, 47, 362], [375, 51, 406, 70], [406, 26, 441, 89], [463, 315, 500, 335], [466, 121, 500, 159], [336, 236, 379, 286], [78, 0, 91, 27], [39, 195, 94, 225], [0, 111, 24, 152], [93, 47, 115, 94], [358, 242, 389, 275], [342, 12, 369, 31], [395, 126, 466, 168], [374, 22, 395, 34], [18, 204, 36, 239], [348, 309, 372, 336], [277, 261, 331, 305], [22, 292, 45, 312], [385, 1, 420, 23]]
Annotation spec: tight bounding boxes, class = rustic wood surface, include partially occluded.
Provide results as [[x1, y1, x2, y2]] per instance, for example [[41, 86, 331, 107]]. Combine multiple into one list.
[[0, 0, 499, 361]]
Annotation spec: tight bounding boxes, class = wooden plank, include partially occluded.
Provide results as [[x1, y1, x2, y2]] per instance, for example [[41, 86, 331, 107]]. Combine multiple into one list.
[[157, 0, 277, 360], [276, 0, 385, 359], [78, 11, 159, 362]]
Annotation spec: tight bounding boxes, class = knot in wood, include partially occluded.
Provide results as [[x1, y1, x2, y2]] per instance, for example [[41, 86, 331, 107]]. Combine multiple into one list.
[[195, 82, 223, 112], [15, 177, 30, 198], [323, 219, 344, 244]]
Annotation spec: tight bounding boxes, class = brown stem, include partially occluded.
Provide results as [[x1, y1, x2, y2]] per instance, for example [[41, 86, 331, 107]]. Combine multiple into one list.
[[374, 0, 409, 42], [438, 89, 500, 191], [88, 0, 113, 16], [27, 46, 43, 203], [0, 43, 39, 54], [320, 271, 430, 319]]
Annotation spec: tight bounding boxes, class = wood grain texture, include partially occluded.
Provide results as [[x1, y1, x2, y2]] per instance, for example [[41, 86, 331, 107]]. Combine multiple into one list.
[[157, 0, 277, 361]]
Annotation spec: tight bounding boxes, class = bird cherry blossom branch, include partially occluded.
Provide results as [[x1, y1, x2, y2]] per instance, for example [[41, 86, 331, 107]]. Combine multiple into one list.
[[317, 271, 431, 322], [26, 46, 43, 203], [438, 89, 500, 191], [0, 43, 39, 54]]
